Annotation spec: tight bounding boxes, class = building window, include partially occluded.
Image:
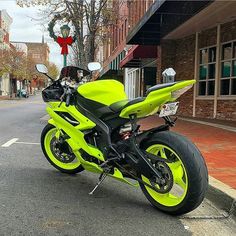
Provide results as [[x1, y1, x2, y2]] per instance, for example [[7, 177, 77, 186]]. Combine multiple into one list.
[[121, 24, 124, 41], [32, 53, 40, 59], [220, 41, 236, 95], [198, 46, 216, 96], [124, 19, 127, 35]]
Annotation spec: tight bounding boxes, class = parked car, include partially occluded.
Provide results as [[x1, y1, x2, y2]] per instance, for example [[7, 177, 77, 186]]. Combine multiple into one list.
[[17, 89, 29, 98]]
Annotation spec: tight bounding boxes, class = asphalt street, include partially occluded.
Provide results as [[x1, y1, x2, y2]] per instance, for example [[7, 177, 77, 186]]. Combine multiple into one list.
[[0, 94, 235, 236]]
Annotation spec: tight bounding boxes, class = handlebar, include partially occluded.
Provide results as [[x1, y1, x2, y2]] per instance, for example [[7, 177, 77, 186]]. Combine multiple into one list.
[[58, 86, 73, 108], [66, 91, 71, 107]]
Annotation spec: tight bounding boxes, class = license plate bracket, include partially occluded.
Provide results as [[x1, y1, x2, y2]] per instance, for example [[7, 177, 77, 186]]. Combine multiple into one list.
[[159, 102, 179, 117]]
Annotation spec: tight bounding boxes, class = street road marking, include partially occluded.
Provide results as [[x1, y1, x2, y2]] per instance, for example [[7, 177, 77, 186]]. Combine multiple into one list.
[[15, 141, 40, 145], [1, 139, 40, 147], [1, 138, 19, 147]]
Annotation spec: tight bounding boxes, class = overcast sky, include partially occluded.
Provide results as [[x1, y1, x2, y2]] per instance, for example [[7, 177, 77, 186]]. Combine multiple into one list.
[[0, 0, 63, 68]]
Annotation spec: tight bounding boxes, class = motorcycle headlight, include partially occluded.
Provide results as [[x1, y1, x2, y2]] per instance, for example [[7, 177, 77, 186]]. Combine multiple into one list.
[[171, 85, 193, 99]]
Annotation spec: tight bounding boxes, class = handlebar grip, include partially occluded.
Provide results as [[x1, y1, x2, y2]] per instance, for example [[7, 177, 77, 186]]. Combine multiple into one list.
[[66, 93, 71, 107]]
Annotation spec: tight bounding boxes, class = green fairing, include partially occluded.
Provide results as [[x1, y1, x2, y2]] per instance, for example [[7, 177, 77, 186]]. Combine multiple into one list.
[[46, 101, 140, 185], [40, 74, 209, 215], [47, 102, 103, 159], [119, 80, 195, 118], [77, 80, 127, 106], [44, 80, 195, 185]]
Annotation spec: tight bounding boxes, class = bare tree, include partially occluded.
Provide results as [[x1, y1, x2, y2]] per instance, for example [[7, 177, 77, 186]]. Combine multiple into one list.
[[17, 0, 118, 68], [0, 48, 28, 79]]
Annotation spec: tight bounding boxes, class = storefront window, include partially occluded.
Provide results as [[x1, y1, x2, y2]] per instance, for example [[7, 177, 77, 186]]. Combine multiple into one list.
[[221, 61, 231, 78], [209, 47, 216, 63], [232, 79, 236, 95], [198, 81, 206, 96], [233, 60, 236, 76], [209, 64, 215, 79], [222, 43, 232, 60], [208, 80, 215, 96], [220, 41, 236, 95], [200, 49, 207, 64], [199, 65, 207, 80], [233, 42, 236, 58], [198, 46, 216, 96], [220, 79, 230, 95]]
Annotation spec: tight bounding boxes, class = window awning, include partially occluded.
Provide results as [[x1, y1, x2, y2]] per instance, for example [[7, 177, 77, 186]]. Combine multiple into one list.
[[99, 51, 125, 78], [119, 45, 157, 68], [126, 0, 213, 45]]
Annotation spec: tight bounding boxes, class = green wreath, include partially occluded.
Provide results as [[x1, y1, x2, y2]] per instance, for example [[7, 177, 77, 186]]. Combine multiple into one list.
[[48, 14, 77, 42]]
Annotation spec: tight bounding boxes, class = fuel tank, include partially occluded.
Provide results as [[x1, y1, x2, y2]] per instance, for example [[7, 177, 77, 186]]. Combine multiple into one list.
[[77, 79, 127, 106]]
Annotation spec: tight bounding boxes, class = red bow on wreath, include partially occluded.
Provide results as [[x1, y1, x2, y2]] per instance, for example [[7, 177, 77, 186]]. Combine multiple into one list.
[[57, 36, 73, 55]]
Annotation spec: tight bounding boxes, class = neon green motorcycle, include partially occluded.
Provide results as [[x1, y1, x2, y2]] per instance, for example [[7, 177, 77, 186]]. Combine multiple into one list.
[[36, 63, 208, 215]]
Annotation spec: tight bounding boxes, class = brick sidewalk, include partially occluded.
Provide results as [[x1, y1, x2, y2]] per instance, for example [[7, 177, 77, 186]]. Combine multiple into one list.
[[139, 116, 236, 189]]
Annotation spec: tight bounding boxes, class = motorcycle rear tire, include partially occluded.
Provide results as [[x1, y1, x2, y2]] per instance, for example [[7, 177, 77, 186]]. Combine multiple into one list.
[[140, 131, 208, 215]]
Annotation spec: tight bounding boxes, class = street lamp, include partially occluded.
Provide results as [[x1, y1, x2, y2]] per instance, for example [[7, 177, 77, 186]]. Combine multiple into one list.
[[48, 16, 76, 67], [60, 25, 71, 67], [61, 25, 70, 38]]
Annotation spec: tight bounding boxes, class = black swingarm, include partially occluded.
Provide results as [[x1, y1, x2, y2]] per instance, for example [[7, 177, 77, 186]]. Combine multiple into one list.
[[125, 136, 164, 180]]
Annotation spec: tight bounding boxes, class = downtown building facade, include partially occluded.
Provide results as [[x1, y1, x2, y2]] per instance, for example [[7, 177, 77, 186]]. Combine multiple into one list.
[[0, 8, 50, 99], [100, 0, 156, 96], [99, 0, 129, 82], [100, 0, 236, 122], [10, 40, 50, 96], [0, 9, 13, 97], [15, 41, 50, 93]]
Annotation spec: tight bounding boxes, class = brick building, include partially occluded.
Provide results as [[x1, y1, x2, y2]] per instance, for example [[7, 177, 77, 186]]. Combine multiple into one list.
[[12, 40, 50, 92], [26, 41, 50, 91], [101, 1, 236, 122], [9, 42, 28, 97], [99, 0, 129, 81], [24, 41, 49, 64], [101, 0, 156, 97], [0, 9, 12, 50], [0, 9, 12, 97], [122, 0, 157, 99]]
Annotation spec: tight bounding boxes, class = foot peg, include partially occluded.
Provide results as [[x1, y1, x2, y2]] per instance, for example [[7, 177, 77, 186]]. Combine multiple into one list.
[[89, 173, 107, 195]]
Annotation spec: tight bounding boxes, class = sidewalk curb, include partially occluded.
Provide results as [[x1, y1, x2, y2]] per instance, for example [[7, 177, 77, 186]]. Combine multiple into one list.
[[207, 176, 236, 219], [179, 117, 236, 133]]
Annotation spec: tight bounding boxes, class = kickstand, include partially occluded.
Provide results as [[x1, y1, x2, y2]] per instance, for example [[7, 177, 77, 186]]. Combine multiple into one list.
[[89, 172, 107, 195]]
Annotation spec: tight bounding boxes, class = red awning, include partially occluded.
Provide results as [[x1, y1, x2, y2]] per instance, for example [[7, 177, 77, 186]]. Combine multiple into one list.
[[119, 45, 157, 68]]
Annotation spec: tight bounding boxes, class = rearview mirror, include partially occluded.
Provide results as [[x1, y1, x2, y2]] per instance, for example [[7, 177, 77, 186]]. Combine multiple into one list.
[[35, 64, 48, 74], [88, 62, 101, 72]]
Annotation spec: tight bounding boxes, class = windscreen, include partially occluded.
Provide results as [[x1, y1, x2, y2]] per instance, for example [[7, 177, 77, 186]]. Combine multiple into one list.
[[59, 66, 90, 82]]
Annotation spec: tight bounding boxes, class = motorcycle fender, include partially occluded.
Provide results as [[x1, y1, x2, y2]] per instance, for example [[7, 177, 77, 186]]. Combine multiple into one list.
[[48, 118, 56, 126], [136, 124, 170, 145]]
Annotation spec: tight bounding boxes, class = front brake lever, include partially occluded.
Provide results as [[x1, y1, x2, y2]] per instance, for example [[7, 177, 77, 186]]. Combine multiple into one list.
[[58, 97, 64, 108], [58, 87, 67, 108]]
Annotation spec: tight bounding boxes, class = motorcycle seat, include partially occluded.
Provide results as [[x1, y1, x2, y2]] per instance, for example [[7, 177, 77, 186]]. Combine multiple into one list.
[[146, 82, 176, 95], [110, 97, 145, 113]]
